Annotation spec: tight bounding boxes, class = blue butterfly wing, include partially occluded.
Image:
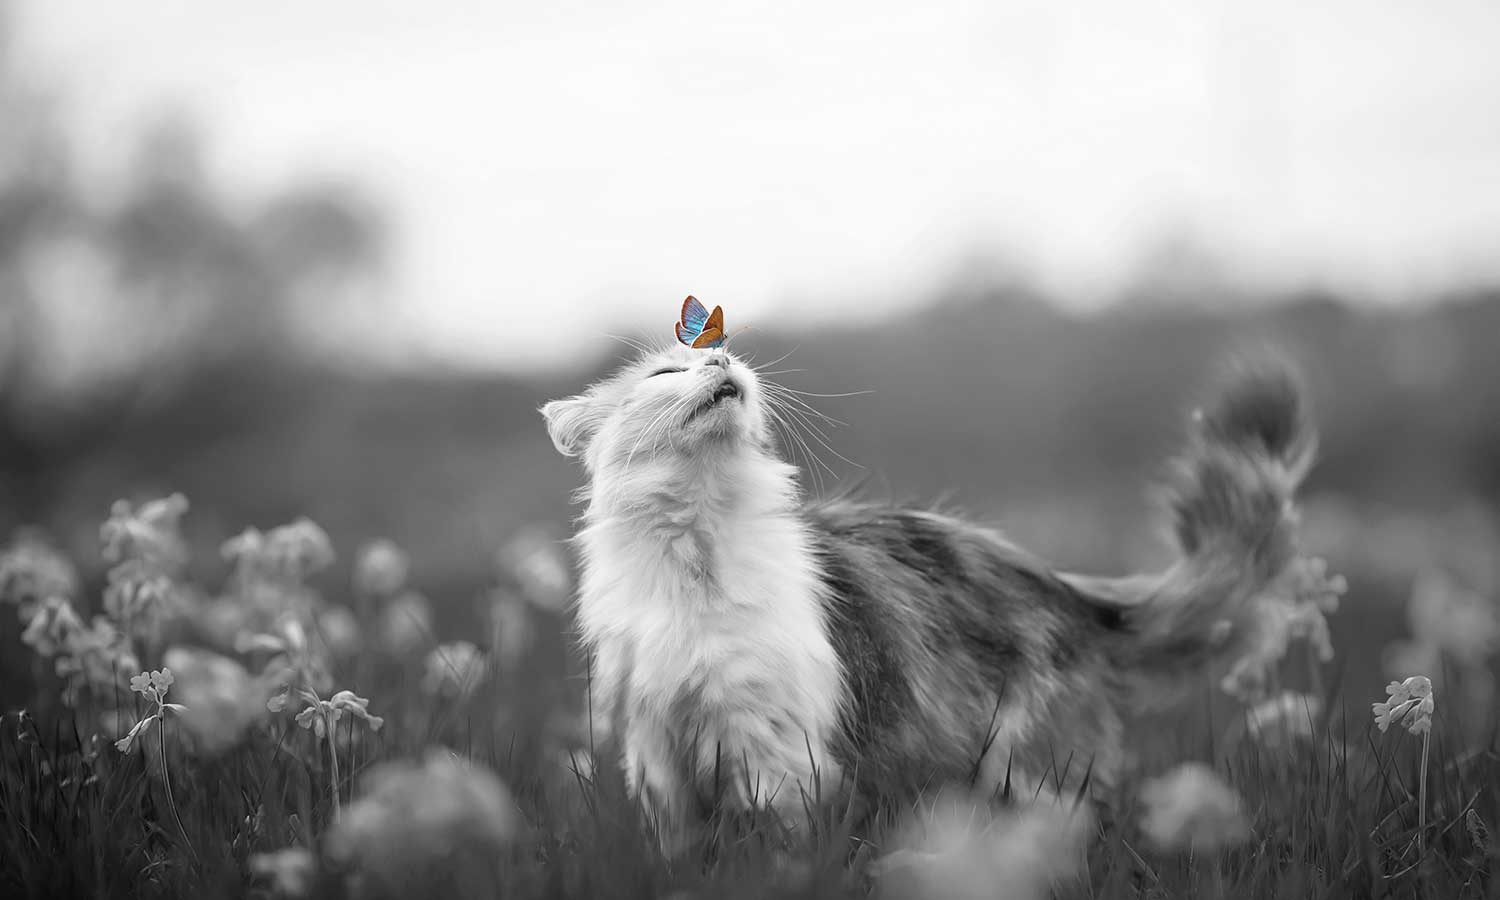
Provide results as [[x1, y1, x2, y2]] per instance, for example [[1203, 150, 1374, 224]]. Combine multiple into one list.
[[678, 295, 710, 341]]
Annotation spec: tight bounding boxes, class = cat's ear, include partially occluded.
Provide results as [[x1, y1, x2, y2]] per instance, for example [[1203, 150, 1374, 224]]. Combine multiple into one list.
[[541, 394, 603, 458]]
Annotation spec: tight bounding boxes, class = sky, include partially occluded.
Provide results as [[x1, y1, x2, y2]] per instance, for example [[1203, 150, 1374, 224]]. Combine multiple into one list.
[[14, 0, 1500, 370]]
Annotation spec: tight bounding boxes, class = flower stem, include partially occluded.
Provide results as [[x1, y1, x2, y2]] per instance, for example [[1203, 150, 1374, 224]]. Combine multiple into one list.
[[158, 718, 199, 866], [326, 710, 342, 823], [1417, 729, 1430, 857]]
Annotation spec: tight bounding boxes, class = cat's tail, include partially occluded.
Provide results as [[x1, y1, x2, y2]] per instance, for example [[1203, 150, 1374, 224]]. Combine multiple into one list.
[[1062, 357, 1317, 710]]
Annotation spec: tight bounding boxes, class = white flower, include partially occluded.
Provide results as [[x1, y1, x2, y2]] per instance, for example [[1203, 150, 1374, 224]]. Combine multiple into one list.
[[874, 797, 1094, 900], [237, 615, 333, 697], [1373, 675, 1435, 735], [421, 642, 486, 700], [249, 847, 315, 897], [223, 518, 335, 581], [53, 617, 139, 706], [1222, 556, 1346, 702], [162, 646, 268, 755], [353, 539, 409, 599], [293, 689, 384, 740], [497, 529, 571, 613], [1384, 570, 1498, 726], [376, 592, 434, 658], [316, 606, 363, 660], [1244, 691, 1322, 749], [20, 596, 86, 657], [115, 668, 186, 753], [326, 750, 517, 895], [0, 532, 80, 618], [1402, 570, 1498, 665], [1138, 763, 1251, 852], [101, 494, 189, 567]]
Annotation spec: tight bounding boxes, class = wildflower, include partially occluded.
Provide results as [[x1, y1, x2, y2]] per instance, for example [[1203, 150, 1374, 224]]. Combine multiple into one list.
[[1395, 570, 1498, 667], [265, 519, 336, 579], [874, 797, 1094, 900], [0, 531, 80, 619], [287, 688, 383, 820], [1384, 570, 1497, 731], [102, 558, 178, 623], [353, 539, 409, 599], [222, 527, 266, 570], [249, 847, 316, 898], [20, 596, 86, 657], [375, 591, 434, 657], [1244, 691, 1322, 749], [317, 605, 362, 660], [326, 750, 518, 898], [293, 689, 385, 739], [498, 529, 571, 613], [223, 518, 335, 583], [1222, 555, 1346, 702], [54, 617, 139, 706], [237, 614, 333, 698], [101, 493, 189, 568], [115, 666, 197, 861], [422, 641, 486, 700], [1374, 675, 1437, 856], [195, 596, 252, 650], [115, 669, 186, 753], [161, 646, 268, 755], [1138, 763, 1251, 852], [1372, 676, 1435, 735]]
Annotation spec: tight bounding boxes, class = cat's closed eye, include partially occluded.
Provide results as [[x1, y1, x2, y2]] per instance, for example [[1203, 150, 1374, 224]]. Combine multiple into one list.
[[648, 367, 687, 377]]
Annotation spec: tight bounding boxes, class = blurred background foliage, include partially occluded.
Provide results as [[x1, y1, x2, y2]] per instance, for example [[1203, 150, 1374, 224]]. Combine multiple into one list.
[[2, 3, 1498, 707]]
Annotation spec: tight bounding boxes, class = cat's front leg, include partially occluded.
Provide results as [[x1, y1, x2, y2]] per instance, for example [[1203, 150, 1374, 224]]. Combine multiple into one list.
[[624, 713, 698, 858]]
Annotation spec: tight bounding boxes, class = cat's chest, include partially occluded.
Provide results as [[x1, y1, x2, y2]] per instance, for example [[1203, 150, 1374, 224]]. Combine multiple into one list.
[[577, 518, 841, 723]]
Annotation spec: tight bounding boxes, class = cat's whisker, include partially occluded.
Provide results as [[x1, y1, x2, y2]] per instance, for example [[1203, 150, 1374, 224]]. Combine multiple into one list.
[[760, 382, 848, 428], [606, 333, 656, 356], [765, 394, 839, 488], [626, 395, 692, 469], [752, 346, 801, 374], [769, 397, 863, 472], [647, 395, 698, 460], [769, 387, 874, 399], [766, 411, 814, 493], [765, 398, 827, 495]]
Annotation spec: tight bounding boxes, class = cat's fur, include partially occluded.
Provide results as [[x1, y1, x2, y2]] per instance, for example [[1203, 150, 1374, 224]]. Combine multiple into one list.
[[541, 344, 1312, 848]]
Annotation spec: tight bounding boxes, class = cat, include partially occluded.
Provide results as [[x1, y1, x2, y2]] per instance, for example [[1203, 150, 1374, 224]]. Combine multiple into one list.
[[541, 344, 1313, 852]]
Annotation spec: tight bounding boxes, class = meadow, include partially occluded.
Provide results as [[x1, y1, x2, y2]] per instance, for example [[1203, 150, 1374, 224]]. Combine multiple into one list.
[[0, 482, 1496, 900]]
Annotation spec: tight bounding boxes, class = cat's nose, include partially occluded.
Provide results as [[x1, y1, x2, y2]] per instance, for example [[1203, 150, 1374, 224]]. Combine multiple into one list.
[[703, 354, 728, 369]]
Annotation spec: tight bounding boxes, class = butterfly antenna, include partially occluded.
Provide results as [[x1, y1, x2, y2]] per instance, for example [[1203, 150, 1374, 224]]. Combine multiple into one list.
[[722, 324, 757, 351]]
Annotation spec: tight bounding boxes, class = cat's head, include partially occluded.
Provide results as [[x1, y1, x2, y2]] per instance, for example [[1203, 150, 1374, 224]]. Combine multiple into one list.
[[540, 345, 772, 477]]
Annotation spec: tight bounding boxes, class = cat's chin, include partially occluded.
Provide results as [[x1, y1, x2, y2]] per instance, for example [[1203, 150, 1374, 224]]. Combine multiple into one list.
[[673, 407, 747, 452]]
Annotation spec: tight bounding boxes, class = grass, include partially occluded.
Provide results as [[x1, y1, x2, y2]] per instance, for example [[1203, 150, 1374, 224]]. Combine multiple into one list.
[[0, 508, 1497, 899]]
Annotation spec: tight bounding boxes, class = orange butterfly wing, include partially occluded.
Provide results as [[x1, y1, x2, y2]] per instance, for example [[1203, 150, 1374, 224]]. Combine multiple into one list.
[[691, 327, 724, 349], [690, 305, 726, 348]]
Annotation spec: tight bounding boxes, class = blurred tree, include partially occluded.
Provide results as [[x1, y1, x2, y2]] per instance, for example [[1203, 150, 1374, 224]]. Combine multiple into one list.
[[0, 5, 385, 528]]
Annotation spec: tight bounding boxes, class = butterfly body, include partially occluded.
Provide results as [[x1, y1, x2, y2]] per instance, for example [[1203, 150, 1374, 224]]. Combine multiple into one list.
[[675, 295, 727, 349]]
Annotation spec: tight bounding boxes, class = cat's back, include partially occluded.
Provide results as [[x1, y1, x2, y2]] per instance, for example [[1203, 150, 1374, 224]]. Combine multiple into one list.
[[802, 500, 1122, 791]]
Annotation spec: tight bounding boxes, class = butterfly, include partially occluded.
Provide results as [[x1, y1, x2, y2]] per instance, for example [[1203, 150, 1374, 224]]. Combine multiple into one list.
[[674, 295, 727, 349]]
